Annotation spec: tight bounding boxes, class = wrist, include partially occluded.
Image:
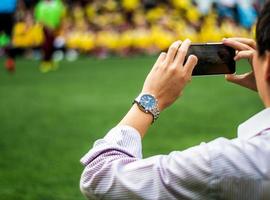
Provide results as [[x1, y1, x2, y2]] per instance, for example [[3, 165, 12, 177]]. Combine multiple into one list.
[[118, 104, 152, 138]]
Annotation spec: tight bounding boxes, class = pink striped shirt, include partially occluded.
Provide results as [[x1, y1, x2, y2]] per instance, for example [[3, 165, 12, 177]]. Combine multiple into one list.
[[80, 108, 270, 200]]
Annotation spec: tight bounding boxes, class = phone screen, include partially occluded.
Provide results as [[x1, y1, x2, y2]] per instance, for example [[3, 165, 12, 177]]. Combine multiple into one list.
[[185, 43, 236, 76]]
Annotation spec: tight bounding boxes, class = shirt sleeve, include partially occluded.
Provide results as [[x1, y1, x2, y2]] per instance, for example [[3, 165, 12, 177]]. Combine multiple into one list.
[[80, 125, 270, 200], [80, 125, 212, 200]]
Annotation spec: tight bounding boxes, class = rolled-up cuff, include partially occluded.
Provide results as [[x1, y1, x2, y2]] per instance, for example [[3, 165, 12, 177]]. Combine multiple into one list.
[[80, 125, 142, 165]]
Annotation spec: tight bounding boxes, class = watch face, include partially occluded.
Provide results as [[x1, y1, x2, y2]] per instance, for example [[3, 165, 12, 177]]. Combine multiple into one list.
[[140, 94, 156, 110]]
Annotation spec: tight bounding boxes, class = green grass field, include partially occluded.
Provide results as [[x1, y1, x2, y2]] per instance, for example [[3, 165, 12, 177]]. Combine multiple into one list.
[[0, 56, 263, 199]]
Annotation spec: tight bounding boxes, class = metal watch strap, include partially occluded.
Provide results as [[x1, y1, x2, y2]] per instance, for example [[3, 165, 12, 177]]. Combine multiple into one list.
[[150, 106, 160, 122]]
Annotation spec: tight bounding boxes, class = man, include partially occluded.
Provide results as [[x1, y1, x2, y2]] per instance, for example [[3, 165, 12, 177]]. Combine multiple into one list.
[[34, 0, 64, 73], [0, 0, 17, 72], [80, 1, 270, 199]]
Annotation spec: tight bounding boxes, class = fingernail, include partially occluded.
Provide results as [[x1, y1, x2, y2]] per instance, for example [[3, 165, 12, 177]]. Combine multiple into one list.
[[225, 74, 231, 80], [174, 41, 180, 46]]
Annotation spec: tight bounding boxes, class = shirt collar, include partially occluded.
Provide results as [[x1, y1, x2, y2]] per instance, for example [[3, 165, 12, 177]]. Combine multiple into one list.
[[238, 108, 270, 140]]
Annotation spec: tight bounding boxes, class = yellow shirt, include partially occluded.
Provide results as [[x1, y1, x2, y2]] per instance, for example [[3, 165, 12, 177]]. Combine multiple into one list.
[[121, 0, 139, 11], [151, 25, 176, 50], [12, 22, 43, 47]]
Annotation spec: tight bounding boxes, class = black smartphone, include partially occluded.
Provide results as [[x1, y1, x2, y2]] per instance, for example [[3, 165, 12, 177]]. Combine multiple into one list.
[[185, 43, 235, 76]]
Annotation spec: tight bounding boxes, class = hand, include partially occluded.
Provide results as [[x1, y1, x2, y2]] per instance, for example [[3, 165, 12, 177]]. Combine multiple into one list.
[[142, 39, 198, 111], [223, 38, 257, 91], [119, 40, 197, 137]]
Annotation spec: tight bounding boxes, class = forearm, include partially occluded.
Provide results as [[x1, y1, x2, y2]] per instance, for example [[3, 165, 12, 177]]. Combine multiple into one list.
[[118, 104, 153, 138], [80, 39, 199, 198]]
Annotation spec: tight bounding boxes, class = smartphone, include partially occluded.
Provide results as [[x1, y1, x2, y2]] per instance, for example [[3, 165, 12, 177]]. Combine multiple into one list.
[[184, 43, 235, 76]]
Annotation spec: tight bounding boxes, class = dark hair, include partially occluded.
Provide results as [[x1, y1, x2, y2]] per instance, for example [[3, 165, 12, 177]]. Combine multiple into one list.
[[256, 0, 270, 56]]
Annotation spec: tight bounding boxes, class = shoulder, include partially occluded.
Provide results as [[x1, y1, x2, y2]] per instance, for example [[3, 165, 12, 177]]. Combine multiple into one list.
[[207, 135, 270, 199]]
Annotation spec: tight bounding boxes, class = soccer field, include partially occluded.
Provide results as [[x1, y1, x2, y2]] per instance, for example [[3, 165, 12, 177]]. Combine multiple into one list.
[[0, 56, 262, 199]]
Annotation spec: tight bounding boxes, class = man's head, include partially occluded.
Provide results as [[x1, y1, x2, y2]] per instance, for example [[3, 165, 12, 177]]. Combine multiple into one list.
[[253, 0, 270, 107], [256, 1, 270, 57]]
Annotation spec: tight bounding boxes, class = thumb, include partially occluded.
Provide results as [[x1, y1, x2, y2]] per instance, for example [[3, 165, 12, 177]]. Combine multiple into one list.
[[225, 74, 240, 84], [225, 72, 257, 91], [225, 73, 250, 86]]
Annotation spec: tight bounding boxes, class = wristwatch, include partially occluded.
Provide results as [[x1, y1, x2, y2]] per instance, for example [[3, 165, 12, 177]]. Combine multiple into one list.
[[133, 93, 160, 123]]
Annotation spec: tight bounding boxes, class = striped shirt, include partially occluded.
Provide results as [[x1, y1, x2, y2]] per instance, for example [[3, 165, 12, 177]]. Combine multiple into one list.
[[80, 108, 270, 200]]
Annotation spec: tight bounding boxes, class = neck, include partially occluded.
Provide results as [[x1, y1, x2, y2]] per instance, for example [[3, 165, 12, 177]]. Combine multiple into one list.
[[265, 101, 270, 108], [263, 93, 270, 108]]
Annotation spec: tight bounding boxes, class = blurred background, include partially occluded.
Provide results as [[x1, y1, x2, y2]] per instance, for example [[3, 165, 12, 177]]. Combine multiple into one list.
[[0, 0, 262, 69], [0, 0, 265, 199]]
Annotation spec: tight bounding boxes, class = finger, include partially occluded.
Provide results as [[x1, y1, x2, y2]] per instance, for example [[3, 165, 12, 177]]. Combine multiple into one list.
[[228, 37, 256, 49], [225, 72, 257, 91], [184, 54, 198, 76], [223, 38, 252, 51], [225, 72, 251, 84], [174, 39, 191, 67], [225, 74, 239, 83], [154, 52, 167, 66], [164, 40, 182, 65], [234, 50, 253, 61]]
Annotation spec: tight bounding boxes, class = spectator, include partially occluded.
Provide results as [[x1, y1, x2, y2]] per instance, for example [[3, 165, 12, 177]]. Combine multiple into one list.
[[0, 0, 17, 72], [34, 0, 64, 72]]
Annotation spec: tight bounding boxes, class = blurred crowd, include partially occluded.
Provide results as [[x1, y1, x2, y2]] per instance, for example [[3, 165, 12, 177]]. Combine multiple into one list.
[[0, 0, 263, 72]]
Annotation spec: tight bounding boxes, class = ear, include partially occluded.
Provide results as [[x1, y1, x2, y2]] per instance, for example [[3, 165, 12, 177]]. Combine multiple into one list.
[[264, 51, 270, 82]]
